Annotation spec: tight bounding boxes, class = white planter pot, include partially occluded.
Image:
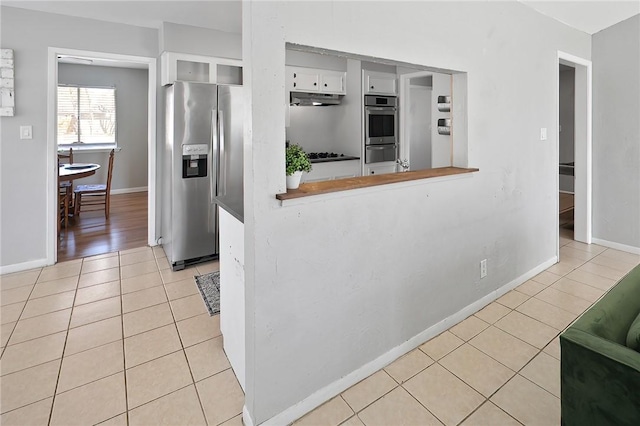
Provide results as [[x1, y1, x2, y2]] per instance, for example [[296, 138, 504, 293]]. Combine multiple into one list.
[[286, 171, 303, 189]]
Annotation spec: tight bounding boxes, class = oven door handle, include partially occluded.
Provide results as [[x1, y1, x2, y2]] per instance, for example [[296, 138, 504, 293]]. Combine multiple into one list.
[[366, 145, 396, 150], [365, 107, 396, 112]]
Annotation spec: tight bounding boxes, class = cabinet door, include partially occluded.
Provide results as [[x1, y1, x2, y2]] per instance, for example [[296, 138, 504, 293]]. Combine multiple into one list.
[[291, 70, 320, 92], [320, 74, 344, 94], [365, 163, 397, 176], [333, 160, 361, 179], [161, 52, 241, 86], [366, 75, 397, 95], [303, 163, 333, 182]]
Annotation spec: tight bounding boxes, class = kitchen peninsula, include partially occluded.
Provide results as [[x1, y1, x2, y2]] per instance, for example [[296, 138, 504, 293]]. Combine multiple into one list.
[[277, 166, 479, 201]]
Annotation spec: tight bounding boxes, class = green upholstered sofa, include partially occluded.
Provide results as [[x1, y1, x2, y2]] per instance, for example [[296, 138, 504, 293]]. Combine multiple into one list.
[[560, 263, 640, 425]]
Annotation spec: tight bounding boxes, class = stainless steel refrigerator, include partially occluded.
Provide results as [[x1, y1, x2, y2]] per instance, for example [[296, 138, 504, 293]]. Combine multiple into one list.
[[162, 81, 243, 270]]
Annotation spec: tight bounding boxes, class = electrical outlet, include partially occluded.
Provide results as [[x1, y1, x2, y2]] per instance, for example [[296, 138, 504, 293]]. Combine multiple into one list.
[[480, 259, 487, 279]]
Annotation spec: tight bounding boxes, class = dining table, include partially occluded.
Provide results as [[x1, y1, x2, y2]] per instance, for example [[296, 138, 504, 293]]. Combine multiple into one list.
[[59, 163, 101, 182]]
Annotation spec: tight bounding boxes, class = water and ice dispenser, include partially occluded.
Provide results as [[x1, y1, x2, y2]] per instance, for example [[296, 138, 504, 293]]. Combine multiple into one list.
[[182, 144, 208, 178]]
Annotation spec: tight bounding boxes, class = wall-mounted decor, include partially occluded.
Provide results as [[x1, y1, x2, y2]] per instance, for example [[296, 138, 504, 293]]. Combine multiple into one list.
[[1, 49, 15, 116], [437, 95, 451, 112]]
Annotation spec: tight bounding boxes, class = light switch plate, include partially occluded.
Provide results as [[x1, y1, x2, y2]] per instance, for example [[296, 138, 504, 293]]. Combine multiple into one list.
[[540, 127, 547, 141], [20, 125, 33, 140]]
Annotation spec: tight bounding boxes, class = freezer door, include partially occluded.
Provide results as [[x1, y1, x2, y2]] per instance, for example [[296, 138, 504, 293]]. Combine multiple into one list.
[[217, 85, 244, 213], [169, 82, 218, 265]]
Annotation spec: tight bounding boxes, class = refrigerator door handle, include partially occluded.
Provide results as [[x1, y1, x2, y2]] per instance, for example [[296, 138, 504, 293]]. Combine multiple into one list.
[[218, 110, 227, 198], [210, 109, 218, 203]]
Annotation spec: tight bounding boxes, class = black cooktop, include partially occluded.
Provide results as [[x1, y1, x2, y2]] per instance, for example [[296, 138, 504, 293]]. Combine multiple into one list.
[[307, 152, 360, 163]]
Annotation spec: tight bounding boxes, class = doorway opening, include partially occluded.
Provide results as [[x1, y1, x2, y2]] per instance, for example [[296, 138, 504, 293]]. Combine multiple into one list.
[[556, 52, 592, 257], [47, 48, 157, 264], [399, 70, 447, 170]]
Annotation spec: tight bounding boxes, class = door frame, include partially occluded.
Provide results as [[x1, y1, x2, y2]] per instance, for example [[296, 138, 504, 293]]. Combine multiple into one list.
[[399, 70, 433, 167], [47, 47, 157, 264], [556, 51, 592, 252]]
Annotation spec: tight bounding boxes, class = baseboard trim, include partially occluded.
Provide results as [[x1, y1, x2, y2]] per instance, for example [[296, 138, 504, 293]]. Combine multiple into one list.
[[243, 406, 255, 426], [257, 256, 558, 426], [0, 258, 50, 275], [592, 238, 640, 255], [110, 186, 148, 195]]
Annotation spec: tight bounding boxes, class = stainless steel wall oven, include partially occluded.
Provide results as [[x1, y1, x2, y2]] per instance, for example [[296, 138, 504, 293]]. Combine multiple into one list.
[[364, 95, 398, 164]]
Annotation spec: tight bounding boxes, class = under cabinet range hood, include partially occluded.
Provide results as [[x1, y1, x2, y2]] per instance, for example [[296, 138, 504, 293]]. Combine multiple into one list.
[[290, 91, 342, 106]]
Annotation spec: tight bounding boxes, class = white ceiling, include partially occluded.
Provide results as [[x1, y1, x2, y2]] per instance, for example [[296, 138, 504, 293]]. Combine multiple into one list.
[[3, 1, 638, 37], [519, 1, 639, 34], [2, 0, 242, 34]]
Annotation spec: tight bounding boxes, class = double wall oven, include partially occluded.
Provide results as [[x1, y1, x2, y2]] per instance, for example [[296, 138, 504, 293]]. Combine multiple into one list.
[[364, 95, 398, 164]]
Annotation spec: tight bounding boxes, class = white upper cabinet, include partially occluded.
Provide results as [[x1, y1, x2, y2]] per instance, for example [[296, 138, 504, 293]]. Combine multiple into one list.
[[364, 70, 397, 95], [320, 74, 344, 93], [161, 52, 242, 86], [287, 66, 346, 95]]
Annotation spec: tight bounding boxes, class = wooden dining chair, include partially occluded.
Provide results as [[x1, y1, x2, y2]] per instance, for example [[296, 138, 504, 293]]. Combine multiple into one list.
[[58, 148, 74, 207], [58, 184, 70, 233], [57, 147, 73, 164], [74, 149, 115, 219], [57, 150, 73, 234]]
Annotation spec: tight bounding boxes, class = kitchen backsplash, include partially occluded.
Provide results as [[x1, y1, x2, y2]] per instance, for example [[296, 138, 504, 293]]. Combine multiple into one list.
[[286, 105, 358, 156]]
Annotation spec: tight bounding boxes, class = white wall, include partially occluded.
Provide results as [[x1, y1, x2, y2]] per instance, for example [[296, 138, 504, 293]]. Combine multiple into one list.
[[409, 85, 432, 170], [160, 22, 241, 59], [58, 64, 148, 191], [286, 106, 344, 153], [592, 15, 640, 250], [243, 1, 590, 424], [0, 6, 157, 269]]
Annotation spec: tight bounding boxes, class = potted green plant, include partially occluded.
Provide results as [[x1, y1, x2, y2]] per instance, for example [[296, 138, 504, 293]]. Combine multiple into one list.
[[285, 143, 312, 189]]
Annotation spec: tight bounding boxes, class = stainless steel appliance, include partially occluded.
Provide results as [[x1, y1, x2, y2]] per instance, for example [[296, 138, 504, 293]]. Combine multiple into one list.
[[364, 95, 398, 163], [162, 81, 243, 270]]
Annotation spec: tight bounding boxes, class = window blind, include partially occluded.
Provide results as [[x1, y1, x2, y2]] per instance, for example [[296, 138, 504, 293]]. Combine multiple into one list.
[[57, 86, 116, 145]]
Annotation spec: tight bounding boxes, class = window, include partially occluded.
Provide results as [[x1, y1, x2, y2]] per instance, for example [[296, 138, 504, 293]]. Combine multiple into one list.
[[57, 85, 117, 147]]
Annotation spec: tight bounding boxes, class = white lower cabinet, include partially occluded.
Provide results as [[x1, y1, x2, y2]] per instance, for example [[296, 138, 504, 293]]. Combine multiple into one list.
[[219, 208, 245, 391], [365, 163, 397, 176], [303, 160, 360, 183]]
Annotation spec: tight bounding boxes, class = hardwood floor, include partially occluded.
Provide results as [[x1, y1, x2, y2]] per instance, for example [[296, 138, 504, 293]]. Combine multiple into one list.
[[58, 192, 148, 262], [559, 192, 574, 236], [559, 192, 574, 214]]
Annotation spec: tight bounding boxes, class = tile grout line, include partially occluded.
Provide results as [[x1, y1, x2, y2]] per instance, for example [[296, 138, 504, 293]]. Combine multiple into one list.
[[428, 319, 561, 424], [0, 267, 46, 359], [339, 370, 396, 418], [46, 259, 84, 426], [154, 254, 210, 425], [116, 251, 131, 426]]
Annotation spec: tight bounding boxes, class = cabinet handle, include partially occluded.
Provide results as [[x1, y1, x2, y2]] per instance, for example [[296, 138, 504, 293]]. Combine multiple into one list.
[[324, 83, 327, 87], [371, 171, 375, 174], [313, 82, 317, 86], [371, 85, 374, 89], [294, 73, 296, 78], [293, 82, 296, 87]]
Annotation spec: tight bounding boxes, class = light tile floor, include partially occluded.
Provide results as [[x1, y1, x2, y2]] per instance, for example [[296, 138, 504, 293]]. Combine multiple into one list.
[[1, 233, 639, 426], [1, 246, 243, 426]]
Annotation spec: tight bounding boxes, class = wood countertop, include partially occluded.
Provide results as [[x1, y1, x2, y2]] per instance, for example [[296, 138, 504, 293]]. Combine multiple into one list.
[[276, 166, 479, 201]]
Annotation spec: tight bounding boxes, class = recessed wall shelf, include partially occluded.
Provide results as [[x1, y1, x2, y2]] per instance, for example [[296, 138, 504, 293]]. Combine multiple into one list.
[[437, 95, 451, 112], [437, 118, 451, 135]]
